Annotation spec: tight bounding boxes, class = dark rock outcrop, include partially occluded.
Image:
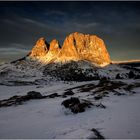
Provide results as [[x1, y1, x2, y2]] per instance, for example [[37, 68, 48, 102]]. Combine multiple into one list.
[[0, 91, 46, 108], [91, 128, 105, 139], [61, 97, 93, 114]]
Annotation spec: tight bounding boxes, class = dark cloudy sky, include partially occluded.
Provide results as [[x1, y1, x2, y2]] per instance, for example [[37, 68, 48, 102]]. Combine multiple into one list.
[[0, 1, 140, 62]]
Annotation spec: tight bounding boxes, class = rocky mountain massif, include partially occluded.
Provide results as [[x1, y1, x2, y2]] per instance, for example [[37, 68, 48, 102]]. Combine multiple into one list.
[[0, 32, 140, 85], [29, 32, 111, 65]]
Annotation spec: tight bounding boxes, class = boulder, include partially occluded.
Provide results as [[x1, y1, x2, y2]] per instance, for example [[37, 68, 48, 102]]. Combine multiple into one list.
[[61, 97, 93, 113]]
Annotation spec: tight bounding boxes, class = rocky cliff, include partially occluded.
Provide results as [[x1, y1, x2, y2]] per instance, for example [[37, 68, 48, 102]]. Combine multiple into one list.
[[29, 32, 111, 66], [29, 37, 49, 58]]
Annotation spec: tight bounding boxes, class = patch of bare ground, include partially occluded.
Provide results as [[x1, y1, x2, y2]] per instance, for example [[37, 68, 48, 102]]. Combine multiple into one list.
[[66, 78, 140, 100]]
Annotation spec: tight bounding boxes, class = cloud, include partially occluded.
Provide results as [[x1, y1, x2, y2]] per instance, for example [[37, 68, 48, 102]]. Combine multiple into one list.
[[0, 47, 29, 54], [0, 47, 29, 62], [73, 22, 100, 29], [22, 18, 47, 27]]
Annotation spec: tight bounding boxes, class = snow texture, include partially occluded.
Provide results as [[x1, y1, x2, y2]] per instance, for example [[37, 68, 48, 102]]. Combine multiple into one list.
[[0, 61, 140, 139]]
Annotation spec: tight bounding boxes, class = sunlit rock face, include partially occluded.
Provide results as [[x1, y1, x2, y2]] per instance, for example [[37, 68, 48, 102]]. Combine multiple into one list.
[[58, 32, 110, 65], [49, 39, 61, 56], [57, 34, 80, 62], [29, 32, 111, 66], [45, 39, 61, 63], [29, 37, 49, 58]]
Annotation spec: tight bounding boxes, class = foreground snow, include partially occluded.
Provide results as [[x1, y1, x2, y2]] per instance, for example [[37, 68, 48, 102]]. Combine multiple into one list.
[[0, 80, 140, 139]]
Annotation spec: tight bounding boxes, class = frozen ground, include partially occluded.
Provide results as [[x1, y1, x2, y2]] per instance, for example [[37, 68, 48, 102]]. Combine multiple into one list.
[[0, 79, 140, 139]]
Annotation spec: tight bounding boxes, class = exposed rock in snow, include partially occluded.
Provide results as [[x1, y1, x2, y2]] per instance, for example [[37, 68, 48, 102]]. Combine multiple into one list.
[[61, 97, 93, 114], [0, 91, 46, 107], [0, 59, 140, 86], [0, 79, 140, 138]]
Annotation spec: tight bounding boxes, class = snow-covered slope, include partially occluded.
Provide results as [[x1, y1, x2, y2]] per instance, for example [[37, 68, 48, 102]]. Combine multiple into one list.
[[0, 59, 140, 86], [0, 79, 140, 139], [0, 60, 45, 86], [0, 58, 140, 139]]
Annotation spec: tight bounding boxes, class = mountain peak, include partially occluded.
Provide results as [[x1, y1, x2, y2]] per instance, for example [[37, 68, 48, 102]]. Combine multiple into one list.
[[58, 32, 110, 65], [36, 37, 47, 47], [28, 32, 111, 66], [29, 37, 49, 58], [49, 39, 60, 51], [45, 39, 61, 63]]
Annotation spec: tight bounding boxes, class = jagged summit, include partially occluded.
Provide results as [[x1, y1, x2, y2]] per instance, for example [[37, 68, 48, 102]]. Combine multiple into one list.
[[57, 32, 110, 65], [29, 37, 49, 58], [49, 39, 61, 55], [28, 32, 111, 66], [2, 32, 140, 83]]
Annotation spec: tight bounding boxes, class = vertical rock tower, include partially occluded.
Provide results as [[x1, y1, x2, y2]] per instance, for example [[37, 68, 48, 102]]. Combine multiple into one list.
[[29, 32, 111, 66], [29, 37, 49, 58]]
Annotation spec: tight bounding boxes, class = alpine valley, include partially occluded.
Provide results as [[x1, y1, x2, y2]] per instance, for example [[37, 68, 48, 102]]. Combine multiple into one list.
[[0, 32, 140, 139]]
